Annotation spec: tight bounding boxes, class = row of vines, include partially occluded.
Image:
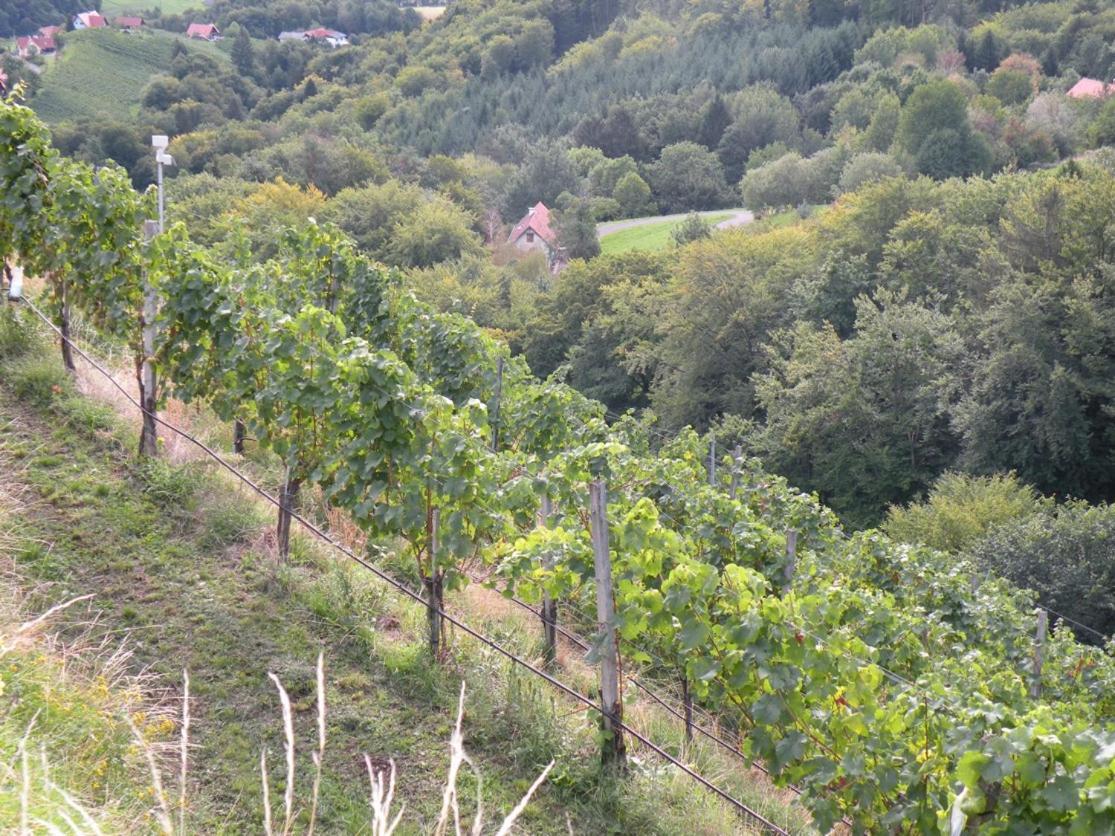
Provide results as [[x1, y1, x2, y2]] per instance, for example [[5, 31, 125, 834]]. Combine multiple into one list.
[[2, 95, 1114, 834]]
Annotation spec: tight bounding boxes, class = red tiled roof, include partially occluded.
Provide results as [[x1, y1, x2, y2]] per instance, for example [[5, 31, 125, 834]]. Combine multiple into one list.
[[38, 25, 62, 36], [186, 23, 219, 37], [305, 27, 345, 39], [77, 12, 107, 28], [116, 16, 144, 27], [17, 34, 56, 52], [1068, 78, 1112, 99], [509, 202, 557, 247]]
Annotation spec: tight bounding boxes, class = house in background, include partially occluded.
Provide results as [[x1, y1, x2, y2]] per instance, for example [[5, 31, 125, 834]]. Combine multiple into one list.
[[279, 27, 350, 47], [1067, 77, 1113, 99], [16, 31, 58, 58], [73, 11, 107, 29], [305, 27, 349, 47], [115, 16, 145, 32], [508, 202, 564, 271], [186, 23, 221, 41]]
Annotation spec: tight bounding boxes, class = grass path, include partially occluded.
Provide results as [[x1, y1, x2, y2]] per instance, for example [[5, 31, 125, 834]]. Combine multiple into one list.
[[0, 318, 803, 833], [597, 209, 753, 255]]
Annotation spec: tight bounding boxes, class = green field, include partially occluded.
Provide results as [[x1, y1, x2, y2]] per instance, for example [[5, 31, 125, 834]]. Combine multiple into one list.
[[599, 213, 732, 255], [100, 0, 199, 15], [31, 28, 226, 124]]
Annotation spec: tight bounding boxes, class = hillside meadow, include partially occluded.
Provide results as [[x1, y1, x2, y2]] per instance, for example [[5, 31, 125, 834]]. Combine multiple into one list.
[[31, 28, 227, 124]]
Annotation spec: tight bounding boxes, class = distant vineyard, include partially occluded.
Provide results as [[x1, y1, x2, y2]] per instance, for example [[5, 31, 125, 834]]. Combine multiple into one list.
[[2, 96, 1114, 832], [31, 29, 227, 124]]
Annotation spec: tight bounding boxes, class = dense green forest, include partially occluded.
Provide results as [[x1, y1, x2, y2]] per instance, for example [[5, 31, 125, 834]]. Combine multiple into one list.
[[0, 0, 87, 37]]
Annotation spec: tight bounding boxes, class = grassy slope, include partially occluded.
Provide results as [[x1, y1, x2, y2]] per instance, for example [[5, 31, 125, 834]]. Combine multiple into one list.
[[0, 311, 795, 834], [31, 28, 226, 124], [101, 0, 199, 15], [600, 214, 732, 255]]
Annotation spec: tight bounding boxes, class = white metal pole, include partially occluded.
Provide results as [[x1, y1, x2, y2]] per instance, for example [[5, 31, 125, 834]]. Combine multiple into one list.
[[157, 158, 165, 234]]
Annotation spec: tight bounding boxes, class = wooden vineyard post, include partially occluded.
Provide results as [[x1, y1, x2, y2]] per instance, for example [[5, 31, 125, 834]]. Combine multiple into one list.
[[1031, 609, 1048, 699], [276, 466, 301, 564], [425, 507, 444, 658], [539, 494, 558, 669], [708, 435, 717, 487], [681, 674, 694, 744], [491, 356, 504, 452], [589, 480, 626, 768], [58, 276, 76, 374], [138, 220, 159, 458], [233, 419, 246, 454], [729, 445, 742, 500], [784, 530, 798, 588]]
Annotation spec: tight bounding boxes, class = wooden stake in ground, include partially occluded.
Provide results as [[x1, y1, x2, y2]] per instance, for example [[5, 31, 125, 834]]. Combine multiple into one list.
[[233, 419, 246, 454], [1031, 609, 1048, 699], [138, 220, 159, 458], [276, 466, 301, 564], [424, 507, 445, 657], [539, 494, 557, 668], [784, 530, 798, 589], [589, 479, 626, 768], [58, 276, 75, 374], [729, 445, 742, 500], [491, 356, 504, 452]]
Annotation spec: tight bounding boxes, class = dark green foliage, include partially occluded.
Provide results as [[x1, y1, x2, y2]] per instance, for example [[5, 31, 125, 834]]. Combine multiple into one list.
[[966, 502, 1115, 643], [0, 0, 82, 37], [648, 142, 731, 212], [554, 197, 600, 260], [671, 213, 711, 247]]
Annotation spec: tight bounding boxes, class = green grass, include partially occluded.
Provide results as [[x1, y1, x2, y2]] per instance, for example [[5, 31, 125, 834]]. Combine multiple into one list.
[[100, 0, 199, 15], [600, 213, 733, 255], [0, 312, 804, 833], [31, 28, 227, 124], [746, 205, 829, 235]]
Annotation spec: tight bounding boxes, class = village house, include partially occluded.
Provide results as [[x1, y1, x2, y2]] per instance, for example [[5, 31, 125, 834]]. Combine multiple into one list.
[[186, 23, 221, 41], [1067, 77, 1114, 99], [508, 202, 564, 270], [115, 16, 145, 32], [16, 34, 56, 58], [73, 11, 107, 30], [278, 27, 350, 47]]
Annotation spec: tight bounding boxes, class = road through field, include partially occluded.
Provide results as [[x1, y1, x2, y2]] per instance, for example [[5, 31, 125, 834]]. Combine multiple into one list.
[[596, 207, 754, 238]]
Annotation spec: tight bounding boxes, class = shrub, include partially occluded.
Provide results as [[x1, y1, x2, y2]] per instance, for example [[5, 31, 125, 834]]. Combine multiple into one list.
[[5, 355, 69, 408], [884, 471, 1044, 553], [836, 152, 904, 195], [965, 501, 1115, 643]]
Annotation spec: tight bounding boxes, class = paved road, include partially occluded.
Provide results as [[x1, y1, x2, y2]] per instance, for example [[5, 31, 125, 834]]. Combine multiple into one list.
[[596, 207, 754, 239]]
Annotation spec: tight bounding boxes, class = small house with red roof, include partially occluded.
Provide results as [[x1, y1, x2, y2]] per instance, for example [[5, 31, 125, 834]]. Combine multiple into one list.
[[16, 32, 58, 58], [186, 23, 221, 41], [115, 16, 145, 31], [508, 202, 563, 268], [305, 27, 349, 47], [1067, 77, 1113, 99], [73, 11, 107, 29]]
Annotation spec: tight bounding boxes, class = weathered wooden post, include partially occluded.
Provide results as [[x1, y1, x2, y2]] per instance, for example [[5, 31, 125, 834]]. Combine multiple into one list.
[[539, 494, 558, 668], [425, 507, 443, 657], [233, 419, 246, 454], [708, 435, 717, 487], [729, 445, 742, 500], [589, 480, 626, 768], [784, 530, 798, 588], [1030, 609, 1048, 699], [491, 356, 504, 452], [138, 219, 159, 458]]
